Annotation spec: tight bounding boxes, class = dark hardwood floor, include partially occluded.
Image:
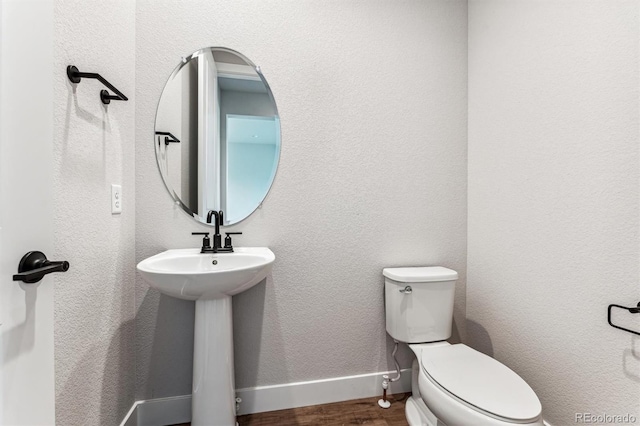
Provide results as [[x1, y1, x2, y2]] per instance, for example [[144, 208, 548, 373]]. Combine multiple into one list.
[[175, 393, 410, 425]]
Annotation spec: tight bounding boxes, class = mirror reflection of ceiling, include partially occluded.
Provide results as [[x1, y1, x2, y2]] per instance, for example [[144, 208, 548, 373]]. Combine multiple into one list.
[[212, 50, 247, 65], [218, 76, 267, 93]]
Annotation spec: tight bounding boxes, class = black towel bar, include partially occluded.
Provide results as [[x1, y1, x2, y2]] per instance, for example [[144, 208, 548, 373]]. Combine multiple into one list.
[[608, 302, 640, 336], [67, 65, 128, 105], [155, 131, 181, 146]]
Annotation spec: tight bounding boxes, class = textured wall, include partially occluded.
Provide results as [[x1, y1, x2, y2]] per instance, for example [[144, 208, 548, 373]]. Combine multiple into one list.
[[135, 0, 468, 398], [467, 1, 640, 424], [53, 0, 136, 424]]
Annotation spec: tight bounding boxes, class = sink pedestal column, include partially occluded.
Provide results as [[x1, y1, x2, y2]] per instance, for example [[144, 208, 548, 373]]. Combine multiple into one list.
[[192, 296, 235, 426]]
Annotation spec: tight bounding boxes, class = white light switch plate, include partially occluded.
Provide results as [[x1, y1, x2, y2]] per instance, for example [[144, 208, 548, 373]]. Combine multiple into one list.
[[111, 184, 122, 214]]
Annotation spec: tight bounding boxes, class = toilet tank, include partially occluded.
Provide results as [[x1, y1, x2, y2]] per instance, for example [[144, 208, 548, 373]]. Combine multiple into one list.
[[384, 266, 458, 343]]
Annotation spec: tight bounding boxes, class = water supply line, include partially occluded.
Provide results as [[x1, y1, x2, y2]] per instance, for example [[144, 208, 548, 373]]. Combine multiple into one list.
[[378, 340, 402, 409]]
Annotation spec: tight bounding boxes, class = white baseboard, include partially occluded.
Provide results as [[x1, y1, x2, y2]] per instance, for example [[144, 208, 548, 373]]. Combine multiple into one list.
[[236, 368, 412, 415], [119, 395, 192, 426], [119, 368, 412, 425]]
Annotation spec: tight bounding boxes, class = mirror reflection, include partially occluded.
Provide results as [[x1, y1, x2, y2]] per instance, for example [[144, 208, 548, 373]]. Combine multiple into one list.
[[155, 47, 280, 225]]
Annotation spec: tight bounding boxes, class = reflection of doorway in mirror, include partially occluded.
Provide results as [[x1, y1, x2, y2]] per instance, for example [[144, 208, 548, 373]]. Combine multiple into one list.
[[223, 115, 280, 224], [198, 49, 220, 217]]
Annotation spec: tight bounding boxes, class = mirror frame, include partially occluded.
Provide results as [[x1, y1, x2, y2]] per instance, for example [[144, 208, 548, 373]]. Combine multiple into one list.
[[154, 47, 281, 226]]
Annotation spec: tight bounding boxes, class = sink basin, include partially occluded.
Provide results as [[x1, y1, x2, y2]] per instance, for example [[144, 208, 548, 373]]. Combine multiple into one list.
[[137, 247, 275, 300], [136, 246, 275, 425]]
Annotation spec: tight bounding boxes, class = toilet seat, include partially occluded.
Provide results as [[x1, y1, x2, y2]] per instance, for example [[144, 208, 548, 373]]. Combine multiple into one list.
[[420, 344, 542, 423]]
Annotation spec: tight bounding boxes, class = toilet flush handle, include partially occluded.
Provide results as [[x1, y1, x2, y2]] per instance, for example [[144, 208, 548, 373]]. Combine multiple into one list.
[[399, 286, 412, 294]]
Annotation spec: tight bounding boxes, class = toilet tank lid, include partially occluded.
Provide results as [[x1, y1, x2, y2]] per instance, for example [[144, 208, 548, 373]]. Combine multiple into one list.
[[383, 266, 458, 283]]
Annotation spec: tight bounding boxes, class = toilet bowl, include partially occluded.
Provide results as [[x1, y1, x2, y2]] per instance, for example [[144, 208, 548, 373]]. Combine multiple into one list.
[[407, 343, 543, 426], [383, 267, 543, 426]]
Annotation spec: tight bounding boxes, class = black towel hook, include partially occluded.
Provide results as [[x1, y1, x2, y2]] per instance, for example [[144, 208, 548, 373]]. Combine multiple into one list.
[[67, 65, 128, 105]]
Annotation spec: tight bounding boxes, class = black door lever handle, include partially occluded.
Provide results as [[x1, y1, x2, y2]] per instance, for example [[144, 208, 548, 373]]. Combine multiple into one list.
[[12, 251, 70, 284]]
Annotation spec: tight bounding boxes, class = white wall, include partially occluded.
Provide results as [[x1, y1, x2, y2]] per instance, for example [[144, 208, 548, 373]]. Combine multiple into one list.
[[53, 0, 136, 424], [135, 0, 468, 398], [45, 1, 640, 423], [467, 1, 640, 424]]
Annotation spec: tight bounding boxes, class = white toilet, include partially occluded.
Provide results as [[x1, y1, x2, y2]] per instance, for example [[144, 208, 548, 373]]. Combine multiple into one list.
[[383, 266, 543, 426]]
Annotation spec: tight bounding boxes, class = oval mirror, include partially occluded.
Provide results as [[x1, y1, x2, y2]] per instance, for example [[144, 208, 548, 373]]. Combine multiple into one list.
[[155, 47, 280, 226]]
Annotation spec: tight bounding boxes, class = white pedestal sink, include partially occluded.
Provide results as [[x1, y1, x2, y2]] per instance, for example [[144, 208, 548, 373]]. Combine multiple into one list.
[[137, 247, 275, 426]]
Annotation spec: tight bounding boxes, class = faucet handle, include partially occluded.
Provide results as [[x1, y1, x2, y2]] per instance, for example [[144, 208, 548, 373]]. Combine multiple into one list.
[[192, 232, 211, 252], [224, 232, 242, 249]]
